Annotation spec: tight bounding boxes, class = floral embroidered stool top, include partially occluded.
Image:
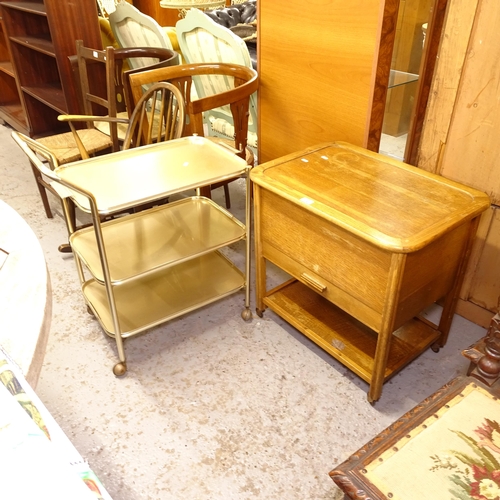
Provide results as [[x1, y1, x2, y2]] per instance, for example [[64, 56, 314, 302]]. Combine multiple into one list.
[[330, 376, 500, 500]]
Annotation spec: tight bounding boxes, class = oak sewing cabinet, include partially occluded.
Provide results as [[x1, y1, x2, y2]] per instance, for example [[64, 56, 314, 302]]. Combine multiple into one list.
[[250, 142, 490, 402]]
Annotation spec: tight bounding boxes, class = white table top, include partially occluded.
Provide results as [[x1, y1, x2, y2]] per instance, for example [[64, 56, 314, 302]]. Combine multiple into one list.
[[0, 200, 51, 387]]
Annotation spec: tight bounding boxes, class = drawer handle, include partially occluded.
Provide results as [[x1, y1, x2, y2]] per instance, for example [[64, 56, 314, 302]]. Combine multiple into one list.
[[301, 273, 327, 293]]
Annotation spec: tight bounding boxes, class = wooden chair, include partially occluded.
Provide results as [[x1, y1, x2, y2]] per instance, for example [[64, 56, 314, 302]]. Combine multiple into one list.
[[127, 62, 258, 207], [33, 41, 179, 220], [108, 1, 174, 71], [175, 8, 258, 156], [12, 81, 186, 229], [123, 81, 186, 148]]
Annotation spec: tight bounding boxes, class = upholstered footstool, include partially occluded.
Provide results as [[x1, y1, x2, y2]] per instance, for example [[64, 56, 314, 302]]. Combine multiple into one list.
[[330, 376, 500, 499]]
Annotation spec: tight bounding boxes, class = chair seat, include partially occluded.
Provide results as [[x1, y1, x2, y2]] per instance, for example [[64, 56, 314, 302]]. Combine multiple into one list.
[[207, 136, 254, 166], [37, 129, 112, 165], [209, 116, 257, 149]]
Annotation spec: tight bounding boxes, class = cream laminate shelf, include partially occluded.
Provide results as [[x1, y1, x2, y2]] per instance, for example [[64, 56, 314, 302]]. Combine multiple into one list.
[[70, 197, 246, 284], [83, 251, 244, 338]]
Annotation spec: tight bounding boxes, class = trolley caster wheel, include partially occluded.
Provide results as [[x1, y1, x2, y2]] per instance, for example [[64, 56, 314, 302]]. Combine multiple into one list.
[[113, 362, 127, 376], [431, 343, 441, 353], [241, 308, 252, 321], [256, 308, 264, 318]]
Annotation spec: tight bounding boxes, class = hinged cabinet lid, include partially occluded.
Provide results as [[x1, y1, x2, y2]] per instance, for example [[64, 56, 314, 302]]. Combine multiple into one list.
[[250, 142, 490, 252]]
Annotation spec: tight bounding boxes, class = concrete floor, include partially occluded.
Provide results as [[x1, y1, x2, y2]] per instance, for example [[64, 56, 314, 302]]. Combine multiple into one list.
[[0, 122, 488, 499]]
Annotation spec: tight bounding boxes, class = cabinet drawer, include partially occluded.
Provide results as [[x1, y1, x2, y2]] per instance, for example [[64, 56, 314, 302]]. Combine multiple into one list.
[[263, 242, 384, 331], [259, 189, 392, 328]]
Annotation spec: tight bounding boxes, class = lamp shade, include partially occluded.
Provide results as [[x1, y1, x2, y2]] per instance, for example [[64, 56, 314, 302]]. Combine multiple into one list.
[[159, 0, 225, 9]]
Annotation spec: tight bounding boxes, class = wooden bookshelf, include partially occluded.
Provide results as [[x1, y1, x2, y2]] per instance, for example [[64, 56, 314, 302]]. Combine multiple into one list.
[[0, 0, 102, 137]]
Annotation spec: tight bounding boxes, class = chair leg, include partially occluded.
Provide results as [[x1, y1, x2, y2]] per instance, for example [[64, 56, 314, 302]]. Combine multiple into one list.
[[30, 161, 53, 218], [58, 199, 77, 253], [200, 186, 212, 199], [223, 183, 231, 209]]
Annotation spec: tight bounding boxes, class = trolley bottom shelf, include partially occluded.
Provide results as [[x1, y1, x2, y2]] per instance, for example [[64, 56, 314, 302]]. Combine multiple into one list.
[[82, 251, 245, 338]]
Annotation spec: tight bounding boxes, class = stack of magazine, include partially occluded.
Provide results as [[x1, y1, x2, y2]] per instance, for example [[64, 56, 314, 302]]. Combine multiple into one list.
[[0, 345, 113, 499]]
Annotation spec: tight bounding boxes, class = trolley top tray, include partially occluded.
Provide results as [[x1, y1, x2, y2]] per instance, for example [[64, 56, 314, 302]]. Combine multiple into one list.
[[56, 135, 248, 214]]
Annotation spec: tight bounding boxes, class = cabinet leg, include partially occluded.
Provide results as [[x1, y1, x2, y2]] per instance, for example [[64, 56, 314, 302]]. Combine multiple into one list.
[[437, 216, 481, 348], [369, 253, 406, 403]]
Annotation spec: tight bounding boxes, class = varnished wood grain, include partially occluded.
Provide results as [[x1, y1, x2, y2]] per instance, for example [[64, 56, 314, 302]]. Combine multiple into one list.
[[263, 279, 441, 384], [251, 142, 490, 401], [366, 0, 399, 152], [258, 0, 391, 163], [251, 142, 490, 251]]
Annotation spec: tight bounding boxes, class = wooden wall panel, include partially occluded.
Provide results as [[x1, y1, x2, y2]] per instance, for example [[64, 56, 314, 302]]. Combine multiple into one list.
[[258, 1, 390, 163], [456, 206, 500, 326], [467, 207, 500, 312], [416, 0, 479, 172], [418, 0, 499, 325], [439, 0, 500, 204]]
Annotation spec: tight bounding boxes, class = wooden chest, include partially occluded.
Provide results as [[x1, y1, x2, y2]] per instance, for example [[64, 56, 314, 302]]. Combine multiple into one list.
[[250, 142, 490, 402]]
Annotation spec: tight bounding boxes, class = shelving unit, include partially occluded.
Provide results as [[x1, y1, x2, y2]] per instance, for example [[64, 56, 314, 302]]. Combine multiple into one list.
[[54, 136, 251, 375], [0, 11, 26, 132], [0, 0, 102, 137]]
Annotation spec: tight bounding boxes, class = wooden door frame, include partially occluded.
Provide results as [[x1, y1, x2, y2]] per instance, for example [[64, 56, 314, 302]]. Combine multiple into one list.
[[367, 0, 399, 153], [405, 0, 449, 164]]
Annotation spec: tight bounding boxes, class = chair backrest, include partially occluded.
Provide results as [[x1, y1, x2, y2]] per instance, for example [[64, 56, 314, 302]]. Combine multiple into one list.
[[109, 2, 174, 70], [122, 81, 186, 149], [127, 62, 258, 158], [175, 8, 257, 149], [74, 40, 179, 150], [112, 46, 179, 114]]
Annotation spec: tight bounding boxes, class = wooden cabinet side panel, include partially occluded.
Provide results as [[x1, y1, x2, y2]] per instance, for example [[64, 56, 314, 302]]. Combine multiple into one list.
[[395, 222, 469, 329], [258, 1, 384, 163], [416, 0, 479, 173]]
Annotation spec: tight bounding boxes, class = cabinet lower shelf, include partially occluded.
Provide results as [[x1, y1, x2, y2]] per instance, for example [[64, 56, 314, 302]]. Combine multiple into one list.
[[263, 279, 442, 383], [83, 251, 245, 338]]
